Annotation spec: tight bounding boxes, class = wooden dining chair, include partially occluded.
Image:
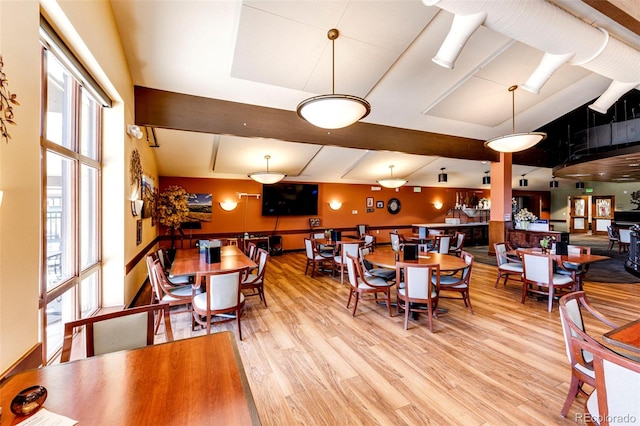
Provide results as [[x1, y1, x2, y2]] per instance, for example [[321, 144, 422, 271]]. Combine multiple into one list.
[[558, 291, 620, 417], [304, 238, 332, 278], [241, 248, 268, 307], [395, 262, 440, 332], [147, 256, 194, 333], [156, 248, 192, 285], [448, 232, 466, 256], [579, 336, 640, 426], [359, 246, 396, 281], [345, 253, 395, 317], [558, 245, 592, 291], [192, 267, 247, 339], [438, 251, 474, 314], [60, 303, 173, 363], [493, 242, 523, 288], [521, 252, 576, 312], [429, 235, 451, 254], [618, 228, 631, 253], [334, 241, 361, 284], [606, 225, 619, 251]]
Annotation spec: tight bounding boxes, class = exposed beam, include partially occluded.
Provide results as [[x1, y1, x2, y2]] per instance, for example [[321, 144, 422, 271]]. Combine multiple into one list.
[[582, 0, 640, 37], [134, 86, 552, 166]]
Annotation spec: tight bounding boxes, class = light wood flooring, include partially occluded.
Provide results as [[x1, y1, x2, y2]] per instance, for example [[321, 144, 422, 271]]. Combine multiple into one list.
[[162, 251, 640, 425]]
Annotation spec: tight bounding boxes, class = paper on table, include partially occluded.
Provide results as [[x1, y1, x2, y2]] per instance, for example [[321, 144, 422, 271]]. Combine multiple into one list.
[[15, 408, 77, 426]]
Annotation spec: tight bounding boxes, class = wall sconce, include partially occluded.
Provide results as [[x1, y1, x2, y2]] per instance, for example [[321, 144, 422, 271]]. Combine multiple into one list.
[[433, 201, 443, 210], [329, 200, 342, 210], [127, 125, 143, 139], [219, 200, 238, 211], [0, 190, 3, 207], [131, 199, 144, 216]]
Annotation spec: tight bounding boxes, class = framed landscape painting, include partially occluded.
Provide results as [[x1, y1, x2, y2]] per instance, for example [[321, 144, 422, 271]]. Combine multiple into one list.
[[187, 193, 212, 222]]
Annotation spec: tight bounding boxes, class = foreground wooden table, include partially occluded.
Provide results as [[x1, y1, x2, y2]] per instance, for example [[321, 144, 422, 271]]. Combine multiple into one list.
[[171, 245, 257, 277], [365, 246, 467, 272], [0, 332, 261, 425], [603, 319, 640, 354]]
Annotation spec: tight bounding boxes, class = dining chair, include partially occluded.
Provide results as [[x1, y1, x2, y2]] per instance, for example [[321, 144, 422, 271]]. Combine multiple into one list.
[[606, 225, 619, 251], [147, 256, 194, 332], [580, 336, 640, 426], [389, 232, 403, 253], [192, 267, 247, 339], [448, 232, 466, 256], [60, 303, 173, 363], [304, 238, 332, 278], [438, 251, 474, 314], [334, 241, 361, 284], [245, 241, 258, 261], [558, 291, 620, 417], [242, 248, 268, 307], [558, 245, 592, 291], [429, 234, 451, 254], [521, 252, 576, 312], [493, 242, 523, 288], [156, 248, 192, 285], [356, 224, 369, 239], [345, 253, 395, 317], [395, 262, 440, 332], [361, 234, 375, 249], [359, 246, 396, 281], [618, 228, 631, 253]]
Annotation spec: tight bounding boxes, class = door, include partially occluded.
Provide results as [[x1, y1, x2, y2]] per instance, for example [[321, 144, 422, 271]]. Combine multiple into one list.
[[569, 196, 589, 233], [592, 196, 614, 235]]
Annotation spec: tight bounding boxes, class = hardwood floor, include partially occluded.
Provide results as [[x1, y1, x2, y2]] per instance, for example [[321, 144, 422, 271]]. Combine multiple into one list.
[[161, 251, 640, 425]]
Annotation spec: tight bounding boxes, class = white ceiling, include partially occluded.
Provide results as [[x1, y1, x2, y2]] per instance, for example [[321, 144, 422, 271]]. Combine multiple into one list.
[[110, 0, 640, 191]]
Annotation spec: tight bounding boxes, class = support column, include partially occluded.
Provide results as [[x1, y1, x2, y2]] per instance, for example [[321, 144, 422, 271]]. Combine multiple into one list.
[[489, 153, 513, 254]]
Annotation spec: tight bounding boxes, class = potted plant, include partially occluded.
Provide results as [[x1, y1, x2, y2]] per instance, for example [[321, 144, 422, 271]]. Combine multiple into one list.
[[540, 236, 555, 254], [157, 185, 190, 253]]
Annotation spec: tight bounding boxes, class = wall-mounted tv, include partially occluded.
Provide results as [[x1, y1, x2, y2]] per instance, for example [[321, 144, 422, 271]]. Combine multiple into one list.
[[261, 183, 319, 216]]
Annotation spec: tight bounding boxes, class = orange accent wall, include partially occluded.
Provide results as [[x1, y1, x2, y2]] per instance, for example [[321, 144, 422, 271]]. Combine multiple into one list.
[[159, 177, 493, 251]]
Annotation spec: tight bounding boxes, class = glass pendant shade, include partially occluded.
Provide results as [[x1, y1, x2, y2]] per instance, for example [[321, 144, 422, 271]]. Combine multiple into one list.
[[297, 29, 370, 130], [248, 155, 286, 184], [377, 165, 407, 188], [485, 85, 546, 153], [297, 94, 370, 129]]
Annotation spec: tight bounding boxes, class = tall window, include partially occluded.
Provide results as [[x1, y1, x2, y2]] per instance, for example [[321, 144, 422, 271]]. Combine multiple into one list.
[[41, 28, 104, 361]]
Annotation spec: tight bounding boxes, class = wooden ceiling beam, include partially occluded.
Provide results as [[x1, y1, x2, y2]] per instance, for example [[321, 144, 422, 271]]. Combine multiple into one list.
[[134, 86, 551, 166]]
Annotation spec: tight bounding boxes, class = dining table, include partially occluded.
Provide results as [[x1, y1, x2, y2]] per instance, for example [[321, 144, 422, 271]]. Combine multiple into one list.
[[603, 319, 640, 354], [170, 245, 257, 277], [364, 246, 467, 272], [0, 332, 261, 425]]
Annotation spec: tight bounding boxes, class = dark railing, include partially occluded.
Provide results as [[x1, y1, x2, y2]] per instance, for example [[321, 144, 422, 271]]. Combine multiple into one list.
[[625, 225, 640, 278]]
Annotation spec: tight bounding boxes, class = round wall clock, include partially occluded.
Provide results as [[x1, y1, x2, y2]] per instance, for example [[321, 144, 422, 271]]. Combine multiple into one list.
[[387, 198, 401, 214]]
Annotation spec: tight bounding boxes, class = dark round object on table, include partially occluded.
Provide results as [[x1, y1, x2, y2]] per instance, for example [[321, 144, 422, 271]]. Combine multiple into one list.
[[10, 385, 47, 416]]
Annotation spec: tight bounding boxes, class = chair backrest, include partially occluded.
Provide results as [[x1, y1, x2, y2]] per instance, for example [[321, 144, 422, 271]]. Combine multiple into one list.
[[607, 226, 619, 240], [304, 238, 314, 260], [579, 337, 640, 426], [246, 242, 257, 261], [195, 268, 244, 312], [396, 262, 440, 300], [619, 228, 631, 243], [345, 252, 360, 289], [433, 235, 451, 253], [363, 234, 374, 246], [493, 242, 510, 266], [60, 303, 173, 362], [567, 245, 591, 255], [341, 242, 361, 262], [254, 248, 268, 279], [452, 232, 465, 250], [390, 233, 401, 252], [357, 224, 368, 238], [522, 252, 553, 285], [311, 232, 325, 240], [460, 251, 474, 281]]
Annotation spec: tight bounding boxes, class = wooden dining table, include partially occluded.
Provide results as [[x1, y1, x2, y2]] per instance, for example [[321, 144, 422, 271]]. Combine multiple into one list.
[[364, 246, 467, 272], [170, 245, 257, 277], [0, 332, 261, 425], [603, 319, 640, 354]]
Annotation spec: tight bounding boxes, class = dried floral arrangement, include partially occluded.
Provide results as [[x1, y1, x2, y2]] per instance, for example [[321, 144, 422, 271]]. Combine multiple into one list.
[[0, 55, 19, 143], [157, 185, 190, 247], [130, 149, 143, 187]]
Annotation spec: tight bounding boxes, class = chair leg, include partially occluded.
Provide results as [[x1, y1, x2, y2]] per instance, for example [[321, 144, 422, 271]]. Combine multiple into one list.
[[427, 302, 434, 333], [521, 283, 528, 305], [494, 272, 501, 288], [352, 292, 360, 317], [346, 288, 354, 309], [385, 292, 393, 317], [464, 292, 474, 315], [236, 308, 243, 341], [561, 375, 583, 417], [404, 303, 410, 330]]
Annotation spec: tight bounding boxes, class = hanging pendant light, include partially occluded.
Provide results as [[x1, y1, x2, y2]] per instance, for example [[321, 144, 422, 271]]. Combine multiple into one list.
[[550, 176, 559, 188], [519, 174, 528, 187], [248, 155, 286, 185], [297, 29, 371, 129], [482, 171, 491, 185], [377, 165, 407, 189], [438, 168, 448, 183], [576, 181, 585, 189], [485, 85, 546, 153]]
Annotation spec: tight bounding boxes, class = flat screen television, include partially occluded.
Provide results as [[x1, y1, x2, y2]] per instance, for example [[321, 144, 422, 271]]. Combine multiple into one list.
[[261, 183, 319, 216]]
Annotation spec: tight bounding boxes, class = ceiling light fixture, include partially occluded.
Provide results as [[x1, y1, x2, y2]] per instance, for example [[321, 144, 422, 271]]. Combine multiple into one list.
[[485, 85, 546, 153], [438, 168, 448, 183], [550, 176, 559, 188], [296, 29, 371, 129], [377, 165, 407, 189], [576, 181, 585, 189], [482, 171, 490, 185], [248, 155, 286, 185], [519, 174, 528, 187]]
